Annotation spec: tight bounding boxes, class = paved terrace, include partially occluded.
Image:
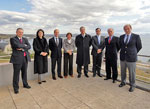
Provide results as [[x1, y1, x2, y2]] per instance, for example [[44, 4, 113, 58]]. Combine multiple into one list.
[[0, 72, 150, 109]]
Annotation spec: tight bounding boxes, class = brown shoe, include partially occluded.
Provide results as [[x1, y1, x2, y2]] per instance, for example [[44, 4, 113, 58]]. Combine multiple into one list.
[[64, 76, 68, 78], [70, 75, 74, 77]]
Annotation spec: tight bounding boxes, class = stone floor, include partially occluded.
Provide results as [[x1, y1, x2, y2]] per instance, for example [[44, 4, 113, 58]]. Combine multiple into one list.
[[0, 73, 150, 109]]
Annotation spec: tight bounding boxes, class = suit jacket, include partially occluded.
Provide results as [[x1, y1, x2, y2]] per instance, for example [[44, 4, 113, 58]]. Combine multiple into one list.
[[105, 36, 120, 60], [63, 39, 75, 53], [49, 37, 62, 58], [91, 35, 105, 56], [119, 33, 142, 62], [10, 36, 31, 64], [75, 34, 92, 66]]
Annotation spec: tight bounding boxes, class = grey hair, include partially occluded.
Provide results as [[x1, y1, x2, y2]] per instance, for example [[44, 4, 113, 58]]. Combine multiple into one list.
[[107, 28, 114, 32], [80, 26, 85, 30], [123, 24, 132, 30], [16, 28, 23, 32], [54, 29, 59, 33]]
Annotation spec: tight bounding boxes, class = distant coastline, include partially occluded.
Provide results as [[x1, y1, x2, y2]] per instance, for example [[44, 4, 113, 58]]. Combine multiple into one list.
[[0, 33, 150, 63]]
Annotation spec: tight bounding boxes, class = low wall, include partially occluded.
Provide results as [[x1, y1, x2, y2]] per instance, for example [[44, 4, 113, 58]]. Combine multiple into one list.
[[0, 55, 77, 87], [0, 59, 51, 87]]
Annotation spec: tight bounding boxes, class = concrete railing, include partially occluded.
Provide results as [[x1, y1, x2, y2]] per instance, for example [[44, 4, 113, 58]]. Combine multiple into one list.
[[0, 59, 51, 87], [0, 54, 149, 92], [0, 55, 77, 87]]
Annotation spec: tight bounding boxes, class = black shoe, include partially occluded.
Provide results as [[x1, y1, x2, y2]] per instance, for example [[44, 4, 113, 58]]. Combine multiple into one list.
[[14, 90, 19, 94], [42, 80, 46, 83], [104, 78, 110, 80], [85, 74, 89, 78], [58, 75, 63, 79], [52, 77, 56, 80], [38, 82, 42, 84], [23, 85, 31, 89], [129, 86, 135, 92], [77, 74, 81, 78], [98, 74, 102, 77], [119, 83, 126, 87], [93, 74, 96, 77], [113, 80, 116, 83]]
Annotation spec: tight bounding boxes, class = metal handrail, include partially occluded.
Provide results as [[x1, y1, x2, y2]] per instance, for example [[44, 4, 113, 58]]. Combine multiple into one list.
[[0, 54, 150, 58], [0, 55, 11, 58], [0, 54, 150, 82], [138, 54, 150, 57]]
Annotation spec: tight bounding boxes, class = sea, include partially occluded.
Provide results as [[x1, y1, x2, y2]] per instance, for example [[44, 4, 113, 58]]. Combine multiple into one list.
[[0, 33, 150, 63]]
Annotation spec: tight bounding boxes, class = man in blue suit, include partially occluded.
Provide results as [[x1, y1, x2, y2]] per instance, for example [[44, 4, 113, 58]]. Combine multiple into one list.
[[119, 24, 142, 92], [49, 29, 63, 80]]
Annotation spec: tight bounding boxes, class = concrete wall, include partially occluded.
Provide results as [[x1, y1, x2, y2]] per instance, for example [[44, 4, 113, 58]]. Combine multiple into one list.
[[0, 55, 149, 92], [0, 59, 51, 87], [0, 55, 77, 87]]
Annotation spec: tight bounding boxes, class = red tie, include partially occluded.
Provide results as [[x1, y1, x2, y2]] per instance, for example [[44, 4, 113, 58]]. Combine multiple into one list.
[[19, 39, 22, 43], [108, 37, 111, 44], [19, 39, 26, 57]]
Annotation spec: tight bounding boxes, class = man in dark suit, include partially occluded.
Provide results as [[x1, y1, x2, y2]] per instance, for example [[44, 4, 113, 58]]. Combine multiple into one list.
[[104, 28, 120, 83], [10, 28, 31, 94], [75, 26, 92, 78], [119, 24, 142, 92], [91, 28, 105, 77], [49, 29, 63, 80]]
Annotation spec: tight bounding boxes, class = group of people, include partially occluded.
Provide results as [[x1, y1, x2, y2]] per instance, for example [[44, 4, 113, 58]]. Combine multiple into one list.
[[10, 24, 142, 94]]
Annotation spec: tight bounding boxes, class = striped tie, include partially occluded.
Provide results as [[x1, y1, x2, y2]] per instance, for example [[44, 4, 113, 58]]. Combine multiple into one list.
[[125, 35, 129, 45]]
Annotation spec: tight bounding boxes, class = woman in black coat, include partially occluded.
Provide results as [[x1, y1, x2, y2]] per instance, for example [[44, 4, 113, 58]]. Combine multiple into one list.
[[33, 29, 49, 84]]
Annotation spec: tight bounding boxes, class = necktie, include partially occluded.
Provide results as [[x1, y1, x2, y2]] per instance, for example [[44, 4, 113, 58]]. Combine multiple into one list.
[[19, 39, 22, 43], [108, 37, 111, 44], [97, 36, 100, 44], [125, 35, 129, 45], [19, 39, 26, 56], [56, 38, 59, 46]]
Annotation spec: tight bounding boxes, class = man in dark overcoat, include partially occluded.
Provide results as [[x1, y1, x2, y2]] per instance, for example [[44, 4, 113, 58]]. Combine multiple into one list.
[[75, 26, 92, 78]]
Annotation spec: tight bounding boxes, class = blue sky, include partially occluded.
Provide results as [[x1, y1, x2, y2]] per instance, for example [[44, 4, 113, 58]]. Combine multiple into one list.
[[0, 0, 150, 34], [0, 0, 31, 13]]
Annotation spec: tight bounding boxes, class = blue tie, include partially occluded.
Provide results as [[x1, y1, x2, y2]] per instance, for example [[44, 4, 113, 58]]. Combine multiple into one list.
[[125, 35, 129, 45], [98, 36, 100, 44]]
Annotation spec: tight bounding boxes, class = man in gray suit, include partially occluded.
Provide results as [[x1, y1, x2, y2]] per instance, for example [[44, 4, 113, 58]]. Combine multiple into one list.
[[119, 24, 142, 92], [10, 28, 31, 94], [91, 28, 105, 77]]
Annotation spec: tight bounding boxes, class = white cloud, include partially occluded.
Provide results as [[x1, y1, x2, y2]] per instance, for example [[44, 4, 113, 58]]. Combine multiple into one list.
[[0, 0, 150, 34]]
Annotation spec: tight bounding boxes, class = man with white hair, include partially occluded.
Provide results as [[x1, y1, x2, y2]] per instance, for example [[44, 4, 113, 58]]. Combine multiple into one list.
[[104, 28, 120, 83], [119, 24, 142, 92]]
